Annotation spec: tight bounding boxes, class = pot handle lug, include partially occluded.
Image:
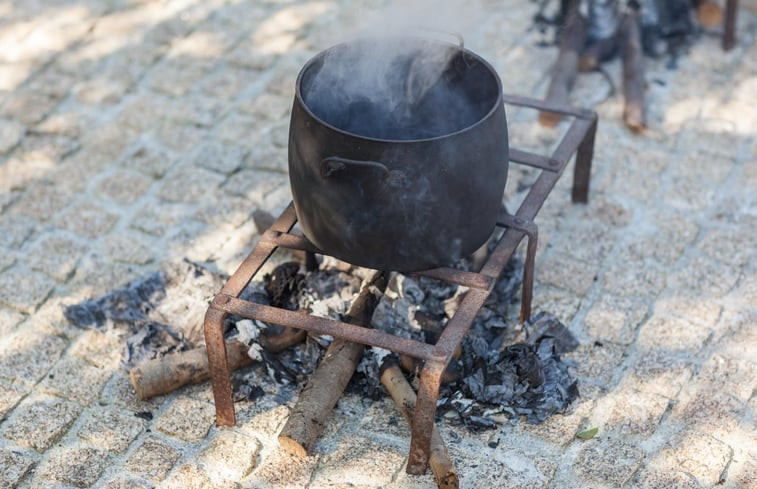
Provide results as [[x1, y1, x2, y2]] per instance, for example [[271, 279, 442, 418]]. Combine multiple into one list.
[[320, 156, 390, 179]]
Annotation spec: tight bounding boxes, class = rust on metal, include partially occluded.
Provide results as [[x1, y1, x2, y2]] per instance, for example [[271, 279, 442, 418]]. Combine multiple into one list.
[[723, 0, 738, 51], [215, 294, 437, 360], [203, 94, 598, 476], [496, 212, 538, 324]]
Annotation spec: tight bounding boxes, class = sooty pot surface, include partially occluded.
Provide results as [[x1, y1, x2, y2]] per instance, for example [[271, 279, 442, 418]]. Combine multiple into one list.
[[288, 37, 508, 271]]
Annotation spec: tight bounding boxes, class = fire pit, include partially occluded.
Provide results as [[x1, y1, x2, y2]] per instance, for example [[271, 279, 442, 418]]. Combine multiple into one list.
[[204, 94, 597, 475]]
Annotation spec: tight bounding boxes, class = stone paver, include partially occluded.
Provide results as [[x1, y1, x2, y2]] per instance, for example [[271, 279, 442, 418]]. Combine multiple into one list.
[[40, 357, 112, 404], [0, 269, 56, 314], [26, 234, 88, 282], [3, 397, 81, 451], [0, 381, 25, 419], [0, 331, 67, 385], [656, 429, 732, 487], [573, 438, 645, 486], [309, 435, 406, 488], [38, 446, 111, 487], [198, 429, 260, 481], [161, 464, 238, 489], [76, 407, 146, 453], [55, 201, 120, 240], [154, 397, 215, 443], [0, 215, 37, 249], [0, 447, 36, 488], [472, 449, 557, 489], [123, 436, 181, 484], [0, 1, 754, 488]]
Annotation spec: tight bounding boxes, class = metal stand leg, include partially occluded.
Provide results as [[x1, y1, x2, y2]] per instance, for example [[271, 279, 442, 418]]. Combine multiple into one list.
[[723, 0, 738, 51], [497, 214, 539, 324], [305, 251, 319, 272], [204, 303, 236, 426], [407, 359, 446, 474], [572, 114, 597, 203]]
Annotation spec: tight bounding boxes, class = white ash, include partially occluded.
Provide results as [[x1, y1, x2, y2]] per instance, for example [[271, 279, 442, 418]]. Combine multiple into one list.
[[64, 259, 227, 370], [370, 273, 425, 341]]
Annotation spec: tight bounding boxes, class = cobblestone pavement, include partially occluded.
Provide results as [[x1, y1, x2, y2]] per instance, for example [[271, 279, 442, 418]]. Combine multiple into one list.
[[1, 0, 756, 488]]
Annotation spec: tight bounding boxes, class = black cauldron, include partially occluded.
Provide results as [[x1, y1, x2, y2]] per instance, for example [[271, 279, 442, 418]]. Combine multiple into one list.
[[288, 37, 508, 271]]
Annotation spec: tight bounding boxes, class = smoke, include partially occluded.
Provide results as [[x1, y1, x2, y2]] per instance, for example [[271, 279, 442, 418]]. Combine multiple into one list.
[[299, 0, 498, 140]]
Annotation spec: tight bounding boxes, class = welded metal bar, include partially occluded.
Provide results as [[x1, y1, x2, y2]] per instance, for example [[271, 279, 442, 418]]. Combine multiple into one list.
[[723, 0, 738, 51], [431, 288, 491, 359], [496, 214, 539, 324], [204, 307, 235, 426], [212, 294, 438, 360], [221, 204, 298, 297], [481, 117, 592, 279], [305, 251, 319, 272], [412, 267, 494, 290], [509, 148, 561, 172], [406, 288, 490, 474], [407, 359, 446, 474], [516, 117, 594, 219], [501, 93, 594, 119], [263, 229, 321, 254], [572, 113, 597, 203]]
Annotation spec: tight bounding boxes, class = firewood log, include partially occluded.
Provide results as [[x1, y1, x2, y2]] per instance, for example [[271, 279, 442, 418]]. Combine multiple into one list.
[[381, 361, 458, 489], [619, 9, 647, 132], [539, 0, 588, 126], [130, 340, 253, 400], [691, 0, 724, 27], [278, 270, 388, 457]]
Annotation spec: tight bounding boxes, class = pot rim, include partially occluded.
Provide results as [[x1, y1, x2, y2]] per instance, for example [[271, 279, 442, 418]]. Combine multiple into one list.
[[294, 35, 505, 144]]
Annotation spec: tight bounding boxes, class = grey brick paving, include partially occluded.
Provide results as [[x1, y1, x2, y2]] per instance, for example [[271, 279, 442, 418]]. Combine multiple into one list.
[[154, 397, 215, 443], [40, 358, 112, 405], [0, 331, 67, 385], [0, 447, 36, 488], [122, 436, 181, 484], [37, 446, 111, 487], [3, 397, 81, 451], [76, 407, 146, 453], [0, 0, 755, 487]]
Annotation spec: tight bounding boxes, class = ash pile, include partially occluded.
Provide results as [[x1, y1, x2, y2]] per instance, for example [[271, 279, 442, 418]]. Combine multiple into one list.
[[63, 254, 579, 430], [231, 254, 579, 429]]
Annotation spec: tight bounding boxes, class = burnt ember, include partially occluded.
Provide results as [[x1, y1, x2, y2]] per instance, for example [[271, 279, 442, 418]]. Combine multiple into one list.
[[236, 257, 579, 430], [65, 254, 579, 431], [447, 313, 579, 427]]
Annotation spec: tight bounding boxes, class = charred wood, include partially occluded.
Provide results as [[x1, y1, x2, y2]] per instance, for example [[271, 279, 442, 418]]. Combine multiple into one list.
[[692, 0, 724, 27], [381, 361, 459, 489], [278, 270, 388, 457], [539, 0, 587, 126], [620, 8, 647, 132], [130, 340, 253, 400]]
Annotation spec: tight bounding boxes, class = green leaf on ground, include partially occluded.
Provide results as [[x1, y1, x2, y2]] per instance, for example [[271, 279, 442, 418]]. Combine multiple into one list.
[[576, 427, 599, 440]]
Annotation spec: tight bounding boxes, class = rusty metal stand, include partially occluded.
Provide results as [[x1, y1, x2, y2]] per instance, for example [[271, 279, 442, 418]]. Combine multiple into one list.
[[722, 0, 738, 51], [204, 95, 597, 475]]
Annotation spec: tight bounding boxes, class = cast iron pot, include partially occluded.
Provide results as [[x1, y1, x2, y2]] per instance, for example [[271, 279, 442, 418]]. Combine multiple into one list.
[[288, 37, 508, 271]]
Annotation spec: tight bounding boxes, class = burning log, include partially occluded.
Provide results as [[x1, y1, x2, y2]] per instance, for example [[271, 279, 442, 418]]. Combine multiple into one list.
[[380, 361, 458, 489], [539, 0, 587, 126], [620, 8, 647, 132], [278, 270, 388, 457], [130, 340, 253, 400]]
